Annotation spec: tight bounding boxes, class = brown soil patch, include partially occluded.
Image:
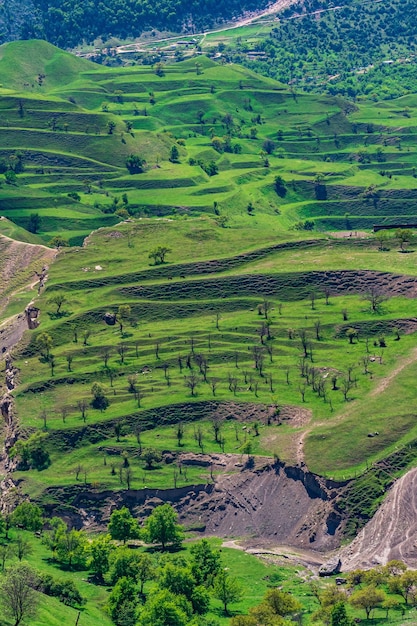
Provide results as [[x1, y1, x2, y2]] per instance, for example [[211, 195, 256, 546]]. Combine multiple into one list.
[[0, 234, 56, 318], [329, 231, 370, 239]]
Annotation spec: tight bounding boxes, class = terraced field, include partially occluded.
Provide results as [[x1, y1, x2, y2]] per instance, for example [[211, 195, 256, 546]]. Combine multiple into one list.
[[2, 40, 417, 248], [2, 36, 417, 562]]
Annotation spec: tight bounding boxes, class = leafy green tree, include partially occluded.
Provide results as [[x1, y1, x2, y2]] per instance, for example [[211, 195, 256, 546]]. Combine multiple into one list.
[[108, 507, 139, 544], [190, 538, 221, 586], [0, 563, 38, 626], [389, 570, 417, 604], [108, 547, 144, 584], [49, 235, 69, 248], [90, 534, 114, 582], [28, 213, 41, 233], [263, 588, 302, 617], [136, 553, 155, 595], [5, 169, 17, 185], [48, 293, 67, 314], [141, 447, 162, 469], [38, 574, 85, 607], [154, 62, 165, 77], [11, 502, 43, 531], [274, 175, 286, 197], [331, 602, 351, 626], [349, 585, 386, 619], [10, 432, 50, 470], [55, 528, 89, 569], [43, 517, 67, 560], [170, 145, 180, 162], [213, 569, 243, 614], [36, 331, 53, 358], [396, 228, 412, 252], [14, 535, 33, 562], [139, 588, 192, 626], [126, 154, 146, 174], [159, 561, 209, 614], [91, 382, 109, 411], [117, 304, 131, 335], [142, 503, 184, 551], [108, 576, 139, 626], [346, 328, 358, 344], [148, 245, 171, 265]]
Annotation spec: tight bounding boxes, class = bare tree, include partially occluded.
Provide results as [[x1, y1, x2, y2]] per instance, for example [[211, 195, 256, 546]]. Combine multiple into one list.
[[194, 424, 204, 451], [299, 329, 309, 358], [363, 287, 387, 313], [323, 286, 331, 305], [101, 347, 112, 368], [125, 467, 133, 489], [184, 373, 199, 397], [83, 329, 91, 346], [215, 312, 221, 330], [314, 319, 321, 341], [228, 374, 238, 396], [60, 406, 69, 424], [128, 374, 137, 393], [66, 354, 73, 372], [117, 343, 127, 364], [210, 377, 219, 397], [262, 297, 272, 319], [284, 366, 291, 385], [176, 422, 184, 447], [341, 377, 353, 401], [258, 323, 268, 345], [211, 416, 223, 443], [75, 464, 83, 480], [362, 355, 370, 375]]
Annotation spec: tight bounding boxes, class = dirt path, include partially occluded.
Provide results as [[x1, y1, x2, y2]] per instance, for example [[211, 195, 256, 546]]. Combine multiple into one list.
[[222, 538, 326, 570], [113, 0, 298, 54], [369, 344, 417, 397], [295, 343, 417, 467]]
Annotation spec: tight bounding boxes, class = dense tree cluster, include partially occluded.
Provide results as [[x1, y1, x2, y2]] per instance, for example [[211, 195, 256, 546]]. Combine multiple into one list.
[[225, 0, 417, 99], [18, 0, 270, 48]]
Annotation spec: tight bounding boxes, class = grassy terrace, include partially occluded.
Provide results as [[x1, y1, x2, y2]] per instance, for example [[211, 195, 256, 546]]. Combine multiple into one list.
[[0, 37, 416, 522]]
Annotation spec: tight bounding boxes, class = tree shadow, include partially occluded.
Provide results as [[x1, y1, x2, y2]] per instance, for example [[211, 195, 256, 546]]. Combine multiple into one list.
[[48, 311, 72, 320]]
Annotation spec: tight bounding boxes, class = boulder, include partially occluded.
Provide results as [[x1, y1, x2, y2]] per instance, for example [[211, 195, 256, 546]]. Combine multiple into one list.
[[103, 312, 116, 325], [319, 556, 341, 576]]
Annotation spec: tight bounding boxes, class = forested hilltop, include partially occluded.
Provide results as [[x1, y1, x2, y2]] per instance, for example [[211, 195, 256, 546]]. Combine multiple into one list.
[[0, 0, 270, 48], [226, 0, 417, 99]]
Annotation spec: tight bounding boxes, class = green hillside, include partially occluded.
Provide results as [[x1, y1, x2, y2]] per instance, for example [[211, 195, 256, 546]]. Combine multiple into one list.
[[2, 41, 417, 247], [3, 38, 417, 626]]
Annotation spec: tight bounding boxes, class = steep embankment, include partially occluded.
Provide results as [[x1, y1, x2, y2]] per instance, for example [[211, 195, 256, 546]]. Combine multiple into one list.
[[40, 455, 346, 552], [340, 466, 417, 570]]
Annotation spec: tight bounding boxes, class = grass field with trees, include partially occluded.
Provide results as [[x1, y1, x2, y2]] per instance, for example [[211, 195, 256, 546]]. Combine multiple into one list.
[[2, 37, 417, 625]]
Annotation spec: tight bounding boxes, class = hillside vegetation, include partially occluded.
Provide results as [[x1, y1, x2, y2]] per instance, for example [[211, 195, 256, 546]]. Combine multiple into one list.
[[0, 0, 271, 47], [4, 41, 417, 247], [3, 38, 417, 626], [222, 0, 417, 99]]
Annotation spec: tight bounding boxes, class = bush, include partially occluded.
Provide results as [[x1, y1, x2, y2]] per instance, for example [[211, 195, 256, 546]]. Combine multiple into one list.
[[39, 574, 85, 607]]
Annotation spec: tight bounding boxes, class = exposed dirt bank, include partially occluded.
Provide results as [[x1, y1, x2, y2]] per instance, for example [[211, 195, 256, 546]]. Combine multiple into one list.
[[40, 455, 347, 552], [339, 467, 417, 570]]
